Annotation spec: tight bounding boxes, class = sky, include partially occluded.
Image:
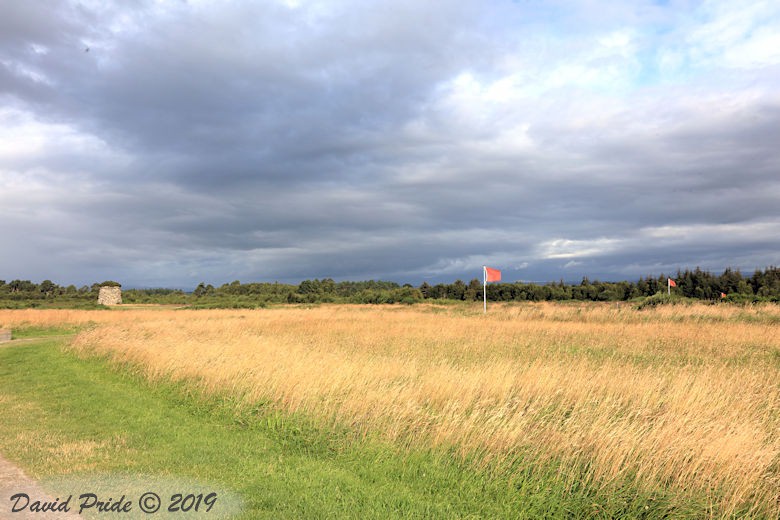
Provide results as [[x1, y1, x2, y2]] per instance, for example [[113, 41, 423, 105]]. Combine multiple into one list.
[[1, 0, 779, 288]]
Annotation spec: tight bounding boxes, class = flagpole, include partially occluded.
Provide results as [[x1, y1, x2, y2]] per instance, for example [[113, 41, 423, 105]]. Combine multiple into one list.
[[483, 266, 487, 314], [668, 278, 670, 296]]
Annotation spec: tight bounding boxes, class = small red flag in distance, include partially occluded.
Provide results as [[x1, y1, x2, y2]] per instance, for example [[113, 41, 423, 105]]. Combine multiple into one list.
[[721, 292, 727, 298], [668, 278, 677, 287], [485, 267, 501, 282]]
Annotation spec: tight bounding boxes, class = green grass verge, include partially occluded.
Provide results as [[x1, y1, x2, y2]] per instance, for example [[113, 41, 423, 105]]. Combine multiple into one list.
[[0, 299, 108, 310], [0, 333, 722, 519], [7, 324, 84, 339]]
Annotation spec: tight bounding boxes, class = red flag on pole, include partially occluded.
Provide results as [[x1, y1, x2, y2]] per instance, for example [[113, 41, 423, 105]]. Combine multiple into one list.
[[485, 267, 501, 282], [720, 292, 727, 298], [483, 266, 501, 313], [668, 278, 677, 287]]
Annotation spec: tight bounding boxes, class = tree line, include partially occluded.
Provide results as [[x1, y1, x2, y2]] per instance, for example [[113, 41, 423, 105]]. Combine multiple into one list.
[[425, 266, 780, 303], [1, 266, 778, 308]]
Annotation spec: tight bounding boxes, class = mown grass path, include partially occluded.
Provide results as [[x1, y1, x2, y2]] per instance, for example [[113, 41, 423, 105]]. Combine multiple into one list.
[[1, 335, 82, 519]]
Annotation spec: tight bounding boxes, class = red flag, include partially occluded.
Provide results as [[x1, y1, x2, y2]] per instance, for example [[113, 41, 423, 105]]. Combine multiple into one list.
[[720, 292, 727, 298], [484, 266, 501, 282], [668, 278, 677, 287]]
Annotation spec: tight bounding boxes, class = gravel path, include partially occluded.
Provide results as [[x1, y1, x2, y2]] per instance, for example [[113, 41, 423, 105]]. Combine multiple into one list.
[[0, 456, 79, 519]]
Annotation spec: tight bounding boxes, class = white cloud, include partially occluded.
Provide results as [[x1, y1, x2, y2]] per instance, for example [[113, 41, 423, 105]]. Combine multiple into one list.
[[678, 0, 780, 70], [641, 221, 780, 244], [722, 27, 780, 69], [538, 238, 624, 260], [0, 108, 111, 161]]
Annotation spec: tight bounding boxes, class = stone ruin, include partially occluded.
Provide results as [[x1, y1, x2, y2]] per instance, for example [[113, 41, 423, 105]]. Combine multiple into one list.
[[98, 286, 122, 305]]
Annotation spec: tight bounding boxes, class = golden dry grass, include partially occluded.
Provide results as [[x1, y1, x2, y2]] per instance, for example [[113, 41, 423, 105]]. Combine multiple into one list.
[[3, 303, 779, 515]]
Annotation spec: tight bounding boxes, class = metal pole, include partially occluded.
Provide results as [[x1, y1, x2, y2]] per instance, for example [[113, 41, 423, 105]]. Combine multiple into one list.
[[483, 266, 487, 313]]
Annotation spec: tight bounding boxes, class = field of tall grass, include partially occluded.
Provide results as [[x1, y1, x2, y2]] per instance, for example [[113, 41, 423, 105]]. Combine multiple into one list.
[[2, 303, 779, 516]]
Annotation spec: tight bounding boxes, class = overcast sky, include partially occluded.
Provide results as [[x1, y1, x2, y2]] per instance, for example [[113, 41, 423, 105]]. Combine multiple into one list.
[[1, 0, 779, 288]]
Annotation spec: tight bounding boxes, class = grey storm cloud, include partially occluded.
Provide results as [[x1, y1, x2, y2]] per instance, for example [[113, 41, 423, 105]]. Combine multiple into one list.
[[1, 0, 779, 287]]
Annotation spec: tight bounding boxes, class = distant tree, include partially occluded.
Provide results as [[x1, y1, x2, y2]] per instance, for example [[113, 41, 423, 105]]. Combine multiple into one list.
[[193, 282, 209, 297], [39, 280, 57, 296], [720, 268, 741, 294], [429, 284, 448, 299], [298, 280, 319, 294], [450, 280, 466, 300], [8, 280, 36, 293], [737, 280, 753, 295], [321, 278, 336, 294], [465, 279, 482, 301]]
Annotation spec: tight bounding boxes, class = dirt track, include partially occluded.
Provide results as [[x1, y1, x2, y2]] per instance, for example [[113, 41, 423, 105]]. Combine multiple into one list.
[[0, 456, 79, 519]]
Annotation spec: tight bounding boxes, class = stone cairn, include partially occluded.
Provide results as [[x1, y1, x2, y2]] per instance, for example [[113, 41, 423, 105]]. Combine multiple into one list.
[[98, 286, 122, 305]]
